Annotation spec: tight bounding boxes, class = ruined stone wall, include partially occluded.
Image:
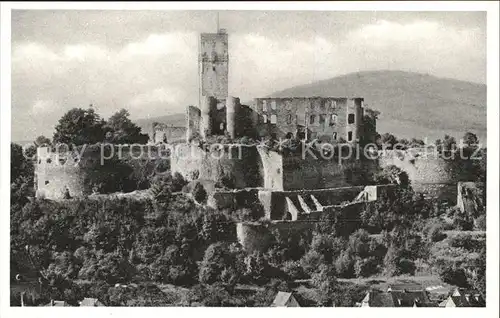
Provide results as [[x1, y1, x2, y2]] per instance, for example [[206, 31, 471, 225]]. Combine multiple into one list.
[[378, 150, 454, 184], [207, 188, 260, 211], [186, 106, 201, 142], [282, 155, 374, 190], [260, 186, 365, 220], [170, 144, 263, 188], [152, 123, 186, 144], [236, 202, 365, 252], [257, 147, 283, 190], [378, 150, 468, 203], [251, 97, 366, 142]]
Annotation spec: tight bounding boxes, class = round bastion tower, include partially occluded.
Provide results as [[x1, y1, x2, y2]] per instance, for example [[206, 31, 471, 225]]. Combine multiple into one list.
[[345, 97, 364, 144], [200, 95, 216, 139], [225, 96, 240, 139]]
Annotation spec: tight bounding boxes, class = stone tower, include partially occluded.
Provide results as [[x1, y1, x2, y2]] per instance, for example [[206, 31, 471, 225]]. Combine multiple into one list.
[[198, 28, 229, 105]]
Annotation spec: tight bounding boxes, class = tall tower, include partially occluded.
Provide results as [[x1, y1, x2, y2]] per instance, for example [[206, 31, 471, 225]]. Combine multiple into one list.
[[198, 28, 229, 105]]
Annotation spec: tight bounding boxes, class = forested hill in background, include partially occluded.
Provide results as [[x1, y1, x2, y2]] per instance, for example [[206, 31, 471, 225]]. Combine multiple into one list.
[[269, 71, 486, 142], [136, 70, 487, 143]]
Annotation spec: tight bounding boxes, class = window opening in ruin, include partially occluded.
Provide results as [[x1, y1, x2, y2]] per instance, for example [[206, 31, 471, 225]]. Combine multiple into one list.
[[270, 114, 277, 124], [348, 113, 355, 124], [320, 100, 326, 110], [263, 100, 267, 112], [284, 212, 292, 221], [319, 114, 326, 125], [263, 114, 268, 123], [46, 158, 52, 164], [348, 131, 353, 141], [330, 100, 337, 109], [271, 100, 277, 110], [309, 115, 316, 124], [38, 160, 41, 164], [333, 132, 338, 140], [45, 180, 49, 185], [310, 101, 315, 110], [287, 114, 292, 124], [330, 114, 337, 126]]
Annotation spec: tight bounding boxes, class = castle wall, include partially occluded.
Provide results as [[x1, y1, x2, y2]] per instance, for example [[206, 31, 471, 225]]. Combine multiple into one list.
[[282, 155, 375, 190], [378, 150, 469, 203], [378, 150, 454, 184], [207, 188, 260, 211], [264, 186, 365, 220], [257, 147, 284, 190], [236, 202, 365, 252], [170, 144, 263, 188]]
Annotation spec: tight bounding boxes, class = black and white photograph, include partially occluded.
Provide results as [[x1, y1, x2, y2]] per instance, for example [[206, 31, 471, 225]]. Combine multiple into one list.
[[1, 1, 498, 316]]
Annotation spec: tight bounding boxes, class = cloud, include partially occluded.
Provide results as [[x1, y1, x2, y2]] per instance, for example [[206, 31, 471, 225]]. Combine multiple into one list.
[[119, 32, 197, 59], [11, 19, 485, 141], [32, 100, 58, 114], [129, 87, 185, 108]]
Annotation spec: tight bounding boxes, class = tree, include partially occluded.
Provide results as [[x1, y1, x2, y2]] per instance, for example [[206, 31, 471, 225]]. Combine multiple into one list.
[[442, 134, 457, 153], [104, 109, 148, 144], [11, 143, 35, 208], [374, 165, 410, 186], [53, 108, 106, 146], [311, 264, 337, 306], [34, 135, 52, 147], [171, 172, 188, 192], [380, 133, 398, 149], [198, 242, 244, 286], [244, 252, 271, 284], [462, 132, 479, 149], [149, 175, 173, 209]]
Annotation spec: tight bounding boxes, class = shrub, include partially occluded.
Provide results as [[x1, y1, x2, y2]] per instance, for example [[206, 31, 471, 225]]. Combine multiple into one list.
[[428, 224, 447, 242], [300, 250, 325, 276], [192, 182, 207, 204], [397, 258, 416, 275], [438, 265, 469, 288], [452, 213, 474, 231], [334, 250, 355, 278], [449, 234, 483, 251], [354, 256, 379, 278], [475, 215, 486, 231], [171, 172, 187, 192], [281, 260, 306, 280]]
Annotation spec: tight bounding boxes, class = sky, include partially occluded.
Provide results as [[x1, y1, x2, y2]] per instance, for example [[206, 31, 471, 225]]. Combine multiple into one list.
[[11, 10, 486, 142]]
